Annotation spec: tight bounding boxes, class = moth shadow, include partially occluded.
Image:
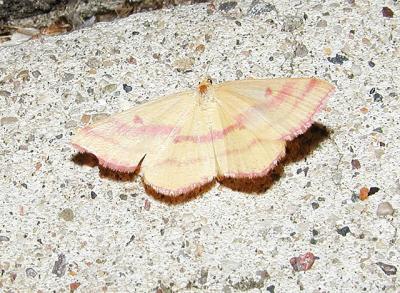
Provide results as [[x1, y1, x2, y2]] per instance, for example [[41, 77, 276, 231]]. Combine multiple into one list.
[[218, 122, 331, 194], [71, 152, 212, 204], [71, 153, 138, 181], [71, 122, 330, 204], [143, 180, 216, 204]]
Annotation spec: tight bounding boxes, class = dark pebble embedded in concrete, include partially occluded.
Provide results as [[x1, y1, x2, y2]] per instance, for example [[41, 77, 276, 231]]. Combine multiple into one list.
[[123, 84, 132, 93], [382, 7, 394, 18], [90, 191, 97, 199], [368, 60, 375, 67], [311, 202, 319, 209], [351, 192, 359, 202], [368, 187, 380, 196], [337, 226, 351, 236], [351, 159, 361, 169], [327, 54, 348, 65], [373, 127, 383, 133], [373, 93, 383, 102], [199, 268, 208, 285], [376, 262, 397, 275], [52, 253, 67, 277], [218, 1, 237, 11], [32, 70, 41, 78], [266, 285, 275, 293], [126, 234, 135, 246]]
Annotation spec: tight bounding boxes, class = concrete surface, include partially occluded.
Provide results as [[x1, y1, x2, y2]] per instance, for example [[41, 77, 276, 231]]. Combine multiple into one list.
[[0, 0, 399, 292]]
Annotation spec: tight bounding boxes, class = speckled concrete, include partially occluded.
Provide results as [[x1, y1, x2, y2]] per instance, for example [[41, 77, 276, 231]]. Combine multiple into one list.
[[0, 1, 399, 292]]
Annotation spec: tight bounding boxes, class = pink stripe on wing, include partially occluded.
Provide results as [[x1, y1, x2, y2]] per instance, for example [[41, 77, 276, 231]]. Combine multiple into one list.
[[173, 119, 245, 143], [280, 85, 334, 141], [293, 78, 318, 108], [265, 81, 295, 108]]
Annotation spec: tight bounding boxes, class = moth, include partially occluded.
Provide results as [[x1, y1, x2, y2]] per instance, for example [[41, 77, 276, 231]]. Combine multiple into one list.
[[71, 77, 334, 196]]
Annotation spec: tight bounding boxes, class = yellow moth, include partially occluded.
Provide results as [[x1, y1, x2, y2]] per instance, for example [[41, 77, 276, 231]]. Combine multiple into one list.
[[71, 77, 334, 196]]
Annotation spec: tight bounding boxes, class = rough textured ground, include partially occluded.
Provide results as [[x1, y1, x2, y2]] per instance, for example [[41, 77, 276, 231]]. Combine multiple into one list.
[[0, 0, 399, 292]]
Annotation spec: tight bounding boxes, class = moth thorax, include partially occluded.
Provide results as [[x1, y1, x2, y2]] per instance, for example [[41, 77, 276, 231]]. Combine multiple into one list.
[[198, 84, 208, 94], [198, 77, 213, 95]]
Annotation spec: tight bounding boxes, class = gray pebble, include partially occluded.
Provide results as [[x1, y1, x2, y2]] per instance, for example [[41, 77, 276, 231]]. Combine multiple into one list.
[[1, 116, 18, 126], [103, 84, 117, 93], [282, 16, 303, 32], [63, 73, 75, 82], [266, 285, 275, 293], [295, 44, 308, 57], [327, 54, 348, 65], [0, 235, 10, 241], [59, 208, 74, 221], [52, 253, 67, 277], [337, 226, 351, 236], [31, 70, 41, 78], [219, 1, 237, 12], [373, 92, 383, 102], [376, 262, 397, 275], [87, 57, 100, 68], [199, 268, 208, 284], [248, 0, 275, 15], [316, 19, 327, 28], [0, 90, 11, 97], [376, 202, 394, 216], [351, 64, 362, 76], [26, 267, 37, 278], [123, 84, 133, 93]]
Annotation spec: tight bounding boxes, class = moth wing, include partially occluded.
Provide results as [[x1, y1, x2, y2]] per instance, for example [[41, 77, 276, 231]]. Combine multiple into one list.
[[206, 104, 286, 177], [141, 101, 216, 196], [210, 78, 334, 177], [71, 90, 194, 173], [214, 78, 334, 141]]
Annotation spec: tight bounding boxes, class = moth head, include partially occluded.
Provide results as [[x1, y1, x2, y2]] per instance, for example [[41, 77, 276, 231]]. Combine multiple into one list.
[[198, 76, 213, 94]]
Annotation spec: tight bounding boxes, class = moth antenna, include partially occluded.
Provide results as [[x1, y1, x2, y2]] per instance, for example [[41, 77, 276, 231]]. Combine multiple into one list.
[[204, 56, 214, 79]]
